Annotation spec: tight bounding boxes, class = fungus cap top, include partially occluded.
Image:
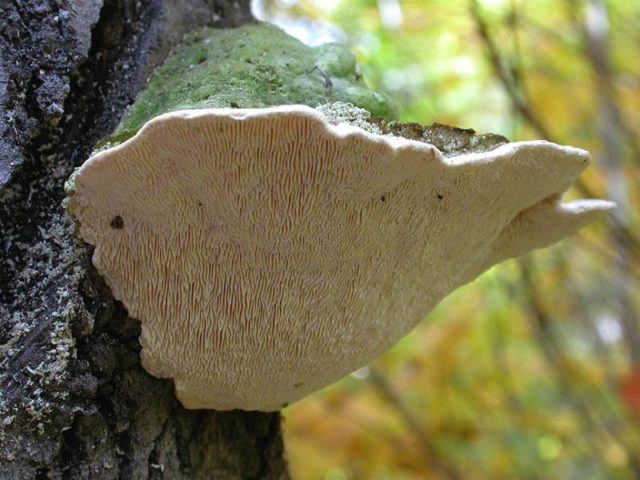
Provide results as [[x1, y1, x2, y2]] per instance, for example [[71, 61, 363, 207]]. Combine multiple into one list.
[[68, 105, 614, 411]]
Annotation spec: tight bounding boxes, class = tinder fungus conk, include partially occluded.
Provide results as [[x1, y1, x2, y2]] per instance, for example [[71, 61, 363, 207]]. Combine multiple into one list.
[[67, 105, 614, 411]]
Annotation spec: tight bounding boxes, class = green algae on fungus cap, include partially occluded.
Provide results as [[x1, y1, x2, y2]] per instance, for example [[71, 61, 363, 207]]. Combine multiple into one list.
[[110, 23, 396, 145], [67, 105, 614, 411]]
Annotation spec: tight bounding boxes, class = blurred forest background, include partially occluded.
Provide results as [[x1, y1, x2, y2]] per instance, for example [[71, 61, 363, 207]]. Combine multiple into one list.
[[254, 1, 639, 478]]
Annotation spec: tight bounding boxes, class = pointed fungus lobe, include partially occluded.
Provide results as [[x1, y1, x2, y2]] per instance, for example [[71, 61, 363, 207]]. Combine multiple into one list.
[[67, 105, 614, 411]]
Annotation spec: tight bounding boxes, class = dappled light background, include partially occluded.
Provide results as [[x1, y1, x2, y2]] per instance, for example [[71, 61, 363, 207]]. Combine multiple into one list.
[[253, 1, 640, 478]]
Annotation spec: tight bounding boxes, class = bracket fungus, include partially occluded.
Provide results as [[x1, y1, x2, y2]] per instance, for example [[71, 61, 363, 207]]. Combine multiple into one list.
[[67, 105, 613, 411], [66, 23, 613, 411]]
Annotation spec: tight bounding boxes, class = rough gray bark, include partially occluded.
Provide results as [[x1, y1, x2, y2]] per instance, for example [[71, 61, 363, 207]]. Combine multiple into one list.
[[0, 1, 287, 478]]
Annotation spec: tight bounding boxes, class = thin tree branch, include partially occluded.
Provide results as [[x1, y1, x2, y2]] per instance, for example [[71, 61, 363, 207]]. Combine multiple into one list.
[[368, 367, 463, 480], [516, 258, 640, 474], [565, 0, 640, 364]]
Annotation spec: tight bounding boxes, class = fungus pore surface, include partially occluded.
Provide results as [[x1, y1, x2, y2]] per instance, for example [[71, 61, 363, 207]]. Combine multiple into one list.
[[68, 105, 614, 411]]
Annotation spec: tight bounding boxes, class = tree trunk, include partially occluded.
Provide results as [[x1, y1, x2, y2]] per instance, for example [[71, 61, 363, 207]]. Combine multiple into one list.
[[0, 1, 287, 478]]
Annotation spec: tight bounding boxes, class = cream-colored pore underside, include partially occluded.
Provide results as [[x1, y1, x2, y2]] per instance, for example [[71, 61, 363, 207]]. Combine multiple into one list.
[[69, 106, 613, 411]]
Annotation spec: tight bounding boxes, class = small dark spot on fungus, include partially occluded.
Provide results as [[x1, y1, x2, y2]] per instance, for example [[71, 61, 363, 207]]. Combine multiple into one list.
[[110, 215, 124, 229], [437, 193, 444, 200], [294, 382, 304, 388], [281, 402, 289, 409], [380, 195, 386, 202], [229, 101, 239, 108]]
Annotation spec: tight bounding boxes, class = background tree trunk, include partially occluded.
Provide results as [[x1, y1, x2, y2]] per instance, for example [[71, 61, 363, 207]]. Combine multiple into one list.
[[0, 1, 288, 478]]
